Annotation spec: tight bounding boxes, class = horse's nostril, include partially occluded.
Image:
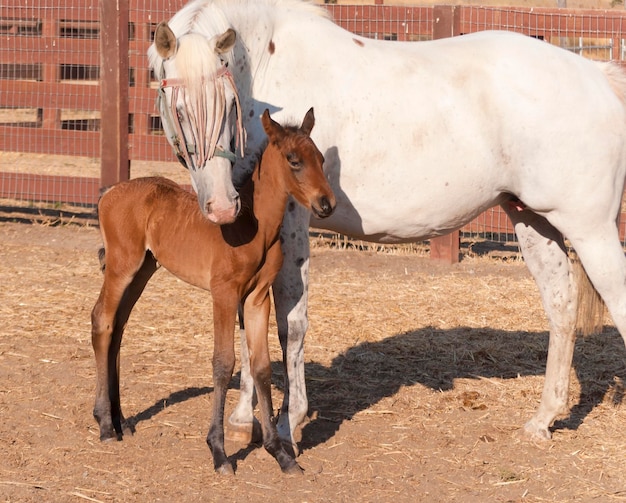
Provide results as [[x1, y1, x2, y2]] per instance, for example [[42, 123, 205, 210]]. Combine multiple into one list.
[[206, 202, 213, 215]]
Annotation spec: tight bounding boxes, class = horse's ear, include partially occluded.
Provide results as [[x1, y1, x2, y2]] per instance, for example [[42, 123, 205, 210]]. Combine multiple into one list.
[[154, 22, 177, 59], [261, 109, 283, 140], [215, 28, 236, 54], [300, 107, 315, 136]]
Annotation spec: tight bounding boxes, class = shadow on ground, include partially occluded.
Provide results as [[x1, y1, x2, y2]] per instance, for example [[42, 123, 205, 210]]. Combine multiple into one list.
[[126, 325, 626, 461]]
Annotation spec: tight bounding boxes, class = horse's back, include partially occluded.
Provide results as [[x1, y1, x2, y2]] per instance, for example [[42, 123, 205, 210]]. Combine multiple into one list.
[[292, 30, 626, 240]]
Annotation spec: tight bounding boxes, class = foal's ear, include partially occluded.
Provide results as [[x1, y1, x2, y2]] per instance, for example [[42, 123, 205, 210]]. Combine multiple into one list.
[[215, 28, 236, 54], [154, 22, 177, 59], [261, 109, 283, 139], [300, 107, 315, 136]]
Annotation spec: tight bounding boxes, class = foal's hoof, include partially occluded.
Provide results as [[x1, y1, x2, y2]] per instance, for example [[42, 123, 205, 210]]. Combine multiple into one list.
[[121, 420, 135, 437], [226, 418, 263, 445], [98, 429, 121, 442], [282, 461, 303, 476], [281, 438, 299, 458]]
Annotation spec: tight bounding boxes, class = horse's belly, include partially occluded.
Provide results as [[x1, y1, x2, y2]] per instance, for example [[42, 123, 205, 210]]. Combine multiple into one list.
[[313, 175, 504, 243]]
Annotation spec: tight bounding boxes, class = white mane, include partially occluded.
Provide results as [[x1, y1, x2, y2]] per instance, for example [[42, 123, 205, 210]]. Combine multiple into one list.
[[148, 0, 329, 76]]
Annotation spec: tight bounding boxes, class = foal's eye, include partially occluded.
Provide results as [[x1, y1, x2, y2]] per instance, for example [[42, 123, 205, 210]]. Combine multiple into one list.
[[287, 153, 302, 170]]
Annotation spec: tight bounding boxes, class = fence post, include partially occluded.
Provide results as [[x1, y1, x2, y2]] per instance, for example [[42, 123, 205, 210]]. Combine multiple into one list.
[[430, 6, 461, 263], [41, 19, 61, 130], [100, 0, 130, 189], [432, 5, 462, 39]]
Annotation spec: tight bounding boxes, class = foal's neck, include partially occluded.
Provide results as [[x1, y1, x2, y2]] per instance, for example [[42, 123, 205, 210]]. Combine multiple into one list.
[[220, 145, 288, 247]]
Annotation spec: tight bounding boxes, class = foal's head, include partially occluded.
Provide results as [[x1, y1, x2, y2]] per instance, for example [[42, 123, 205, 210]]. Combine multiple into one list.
[[261, 108, 336, 219]]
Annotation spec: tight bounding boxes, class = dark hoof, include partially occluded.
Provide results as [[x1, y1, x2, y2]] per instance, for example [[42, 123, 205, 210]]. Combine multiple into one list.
[[99, 432, 121, 442], [121, 420, 135, 437], [282, 461, 303, 476]]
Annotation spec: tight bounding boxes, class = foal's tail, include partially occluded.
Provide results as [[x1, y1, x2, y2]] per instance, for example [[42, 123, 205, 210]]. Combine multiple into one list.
[[98, 247, 106, 273]]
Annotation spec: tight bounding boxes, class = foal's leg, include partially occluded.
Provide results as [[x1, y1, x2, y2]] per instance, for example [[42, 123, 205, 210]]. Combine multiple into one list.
[[206, 291, 239, 475], [108, 254, 158, 436], [243, 287, 301, 474], [91, 252, 157, 440], [229, 205, 311, 454], [502, 205, 578, 440]]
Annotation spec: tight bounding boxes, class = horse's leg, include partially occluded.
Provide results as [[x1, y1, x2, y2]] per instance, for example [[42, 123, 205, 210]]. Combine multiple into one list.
[[502, 204, 578, 440], [206, 291, 239, 475], [560, 221, 626, 339], [243, 285, 301, 474], [91, 252, 157, 440], [271, 205, 311, 454], [225, 304, 261, 444]]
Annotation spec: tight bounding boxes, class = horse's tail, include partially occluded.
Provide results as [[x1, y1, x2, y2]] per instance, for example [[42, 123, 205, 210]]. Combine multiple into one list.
[[573, 253, 605, 336], [572, 62, 626, 336], [598, 61, 626, 107]]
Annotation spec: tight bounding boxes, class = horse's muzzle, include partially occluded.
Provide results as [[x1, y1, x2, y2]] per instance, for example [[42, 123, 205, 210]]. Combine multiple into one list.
[[206, 195, 241, 224]]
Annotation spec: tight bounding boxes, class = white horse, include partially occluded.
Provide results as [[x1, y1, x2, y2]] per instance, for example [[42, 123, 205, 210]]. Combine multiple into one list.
[[148, 0, 626, 456]]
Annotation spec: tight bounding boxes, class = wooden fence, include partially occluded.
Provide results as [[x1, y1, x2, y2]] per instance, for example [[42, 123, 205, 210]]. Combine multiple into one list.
[[2, 2, 626, 261]]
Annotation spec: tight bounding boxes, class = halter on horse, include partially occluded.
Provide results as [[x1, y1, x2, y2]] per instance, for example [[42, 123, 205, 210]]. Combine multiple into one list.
[[152, 24, 245, 224]]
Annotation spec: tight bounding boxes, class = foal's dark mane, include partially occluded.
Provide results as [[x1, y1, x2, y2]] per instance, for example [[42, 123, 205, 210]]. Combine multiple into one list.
[[234, 119, 303, 190]]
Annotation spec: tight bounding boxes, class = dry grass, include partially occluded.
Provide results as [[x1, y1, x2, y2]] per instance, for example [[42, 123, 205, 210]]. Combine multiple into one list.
[[1, 221, 626, 502]]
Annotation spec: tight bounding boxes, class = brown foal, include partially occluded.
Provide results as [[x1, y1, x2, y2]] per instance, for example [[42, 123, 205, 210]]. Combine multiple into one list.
[[90, 108, 335, 475]]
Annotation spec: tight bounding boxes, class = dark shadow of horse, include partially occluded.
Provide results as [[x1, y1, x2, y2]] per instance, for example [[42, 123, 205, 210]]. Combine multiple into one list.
[[125, 325, 626, 464], [295, 326, 626, 451]]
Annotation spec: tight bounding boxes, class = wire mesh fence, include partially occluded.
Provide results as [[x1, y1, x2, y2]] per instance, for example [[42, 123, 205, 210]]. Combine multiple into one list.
[[1, 2, 626, 248]]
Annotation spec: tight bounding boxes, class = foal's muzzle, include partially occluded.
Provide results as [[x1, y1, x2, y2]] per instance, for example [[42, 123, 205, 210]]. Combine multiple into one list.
[[313, 196, 335, 219]]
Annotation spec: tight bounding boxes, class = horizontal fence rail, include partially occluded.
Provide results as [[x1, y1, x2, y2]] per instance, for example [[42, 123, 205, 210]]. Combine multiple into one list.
[[1, 2, 626, 261]]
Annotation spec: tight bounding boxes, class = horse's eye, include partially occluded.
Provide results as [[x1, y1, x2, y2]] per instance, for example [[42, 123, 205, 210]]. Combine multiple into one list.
[[176, 109, 185, 123], [287, 153, 301, 170]]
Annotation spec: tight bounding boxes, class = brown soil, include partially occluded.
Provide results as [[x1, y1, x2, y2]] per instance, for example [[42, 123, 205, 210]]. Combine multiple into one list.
[[1, 221, 626, 502]]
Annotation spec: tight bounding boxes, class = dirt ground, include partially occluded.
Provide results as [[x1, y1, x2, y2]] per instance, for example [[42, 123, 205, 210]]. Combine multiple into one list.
[[2, 220, 626, 502]]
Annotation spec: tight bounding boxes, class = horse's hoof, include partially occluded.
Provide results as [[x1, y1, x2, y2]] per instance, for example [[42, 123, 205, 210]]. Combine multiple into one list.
[[521, 420, 552, 441], [226, 418, 262, 445], [215, 463, 235, 476]]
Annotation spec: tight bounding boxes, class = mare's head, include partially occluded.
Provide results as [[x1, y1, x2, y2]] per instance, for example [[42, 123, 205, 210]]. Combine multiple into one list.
[[150, 22, 245, 224], [261, 108, 336, 219]]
